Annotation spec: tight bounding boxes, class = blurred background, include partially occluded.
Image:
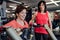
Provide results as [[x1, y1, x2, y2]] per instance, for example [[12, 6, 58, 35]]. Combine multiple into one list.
[[0, 0, 60, 40]]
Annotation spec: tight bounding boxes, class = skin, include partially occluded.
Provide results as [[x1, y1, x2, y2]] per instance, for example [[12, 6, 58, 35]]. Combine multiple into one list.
[[29, 2, 52, 30], [40, 3, 45, 13], [16, 9, 27, 26], [16, 9, 26, 21], [3, 9, 28, 34], [16, 9, 27, 34]]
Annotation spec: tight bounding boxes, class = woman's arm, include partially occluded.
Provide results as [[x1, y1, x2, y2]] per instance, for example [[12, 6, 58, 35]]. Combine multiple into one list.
[[29, 12, 37, 24], [48, 12, 52, 30]]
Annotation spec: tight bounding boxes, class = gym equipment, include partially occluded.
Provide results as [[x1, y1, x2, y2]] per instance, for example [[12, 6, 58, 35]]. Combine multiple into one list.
[[0, 0, 7, 26], [18, 24, 37, 40], [19, 28, 29, 40], [0, 16, 2, 26], [44, 24, 57, 40], [25, 8, 32, 23], [6, 27, 22, 40], [29, 23, 41, 40], [29, 25, 35, 40]]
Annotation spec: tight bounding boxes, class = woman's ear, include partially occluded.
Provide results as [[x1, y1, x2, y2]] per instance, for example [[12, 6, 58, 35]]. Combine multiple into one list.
[[16, 13, 18, 17]]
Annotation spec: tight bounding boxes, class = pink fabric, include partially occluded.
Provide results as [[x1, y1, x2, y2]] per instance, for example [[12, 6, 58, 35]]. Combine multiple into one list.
[[3, 20, 28, 29], [35, 11, 49, 34]]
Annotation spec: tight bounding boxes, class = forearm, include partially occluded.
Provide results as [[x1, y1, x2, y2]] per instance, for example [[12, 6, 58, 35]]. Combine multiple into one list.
[[29, 16, 36, 24], [48, 12, 52, 30], [49, 20, 52, 30], [29, 13, 37, 24]]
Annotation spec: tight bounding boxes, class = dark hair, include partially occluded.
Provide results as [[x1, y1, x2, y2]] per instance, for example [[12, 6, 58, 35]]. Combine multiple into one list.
[[38, 1, 47, 13], [15, 4, 26, 14], [15, 4, 26, 19]]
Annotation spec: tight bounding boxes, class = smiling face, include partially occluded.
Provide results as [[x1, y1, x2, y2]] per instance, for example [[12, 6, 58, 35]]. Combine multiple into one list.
[[38, 1, 46, 13], [39, 2, 45, 12], [16, 9, 27, 21]]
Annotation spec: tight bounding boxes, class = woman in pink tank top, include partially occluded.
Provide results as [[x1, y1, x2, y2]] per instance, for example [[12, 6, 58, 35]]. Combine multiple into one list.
[[29, 1, 52, 40]]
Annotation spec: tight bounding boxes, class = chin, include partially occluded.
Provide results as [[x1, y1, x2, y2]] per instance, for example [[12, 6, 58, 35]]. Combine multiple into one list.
[[20, 17, 25, 21], [21, 19, 25, 21]]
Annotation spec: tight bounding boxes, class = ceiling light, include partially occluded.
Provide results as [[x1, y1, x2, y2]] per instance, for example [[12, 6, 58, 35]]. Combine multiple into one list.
[[51, 0, 59, 6], [6, 10, 10, 13], [9, 5, 15, 8], [25, 6, 29, 8], [47, 0, 59, 6], [56, 10, 60, 12], [9, 0, 22, 4], [12, 14, 15, 16], [12, 7, 16, 10], [9, 5, 16, 10]]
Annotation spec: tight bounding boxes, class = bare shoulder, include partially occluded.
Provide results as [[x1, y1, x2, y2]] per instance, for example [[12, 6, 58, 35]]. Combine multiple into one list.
[[47, 11, 50, 16], [47, 11, 52, 20]]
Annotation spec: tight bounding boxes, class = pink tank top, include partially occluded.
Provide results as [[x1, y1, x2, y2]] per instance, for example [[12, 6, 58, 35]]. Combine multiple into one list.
[[35, 11, 49, 34]]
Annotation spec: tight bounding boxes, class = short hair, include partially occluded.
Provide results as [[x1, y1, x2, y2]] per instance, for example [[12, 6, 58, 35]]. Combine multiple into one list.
[[15, 4, 26, 14], [15, 4, 26, 19], [38, 1, 47, 13]]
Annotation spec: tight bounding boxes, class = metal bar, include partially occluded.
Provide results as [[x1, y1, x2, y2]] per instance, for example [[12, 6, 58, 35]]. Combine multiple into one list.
[[44, 24, 57, 40], [1, 1, 6, 17], [8, 0, 22, 4], [6, 27, 22, 40], [46, 1, 60, 4]]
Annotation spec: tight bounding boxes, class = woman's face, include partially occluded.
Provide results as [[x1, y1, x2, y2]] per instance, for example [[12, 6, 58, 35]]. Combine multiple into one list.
[[17, 9, 26, 21], [39, 3, 45, 11]]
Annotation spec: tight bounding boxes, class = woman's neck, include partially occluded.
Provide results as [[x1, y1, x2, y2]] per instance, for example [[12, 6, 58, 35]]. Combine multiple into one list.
[[16, 18, 24, 26], [41, 11, 44, 13], [40, 11, 46, 14]]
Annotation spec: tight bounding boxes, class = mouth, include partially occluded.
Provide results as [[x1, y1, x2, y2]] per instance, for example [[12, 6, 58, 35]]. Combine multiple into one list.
[[21, 16, 26, 20], [23, 16, 26, 18]]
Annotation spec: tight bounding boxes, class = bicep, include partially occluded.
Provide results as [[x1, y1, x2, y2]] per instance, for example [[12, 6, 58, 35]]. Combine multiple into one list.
[[48, 12, 52, 22], [48, 12, 52, 26]]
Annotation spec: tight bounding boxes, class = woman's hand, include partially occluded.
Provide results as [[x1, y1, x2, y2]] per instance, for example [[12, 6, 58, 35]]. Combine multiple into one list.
[[50, 25, 53, 31], [15, 28, 23, 35], [29, 12, 37, 25], [29, 20, 33, 25]]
